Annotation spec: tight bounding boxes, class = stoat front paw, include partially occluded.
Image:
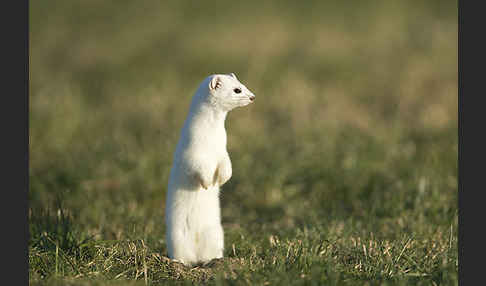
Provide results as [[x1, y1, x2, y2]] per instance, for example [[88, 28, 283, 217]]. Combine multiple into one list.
[[214, 161, 232, 187], [194, 172, 212, 190]]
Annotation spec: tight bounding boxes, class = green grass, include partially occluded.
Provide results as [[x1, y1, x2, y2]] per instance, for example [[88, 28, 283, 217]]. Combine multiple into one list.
[[29, 0, 458, 284]]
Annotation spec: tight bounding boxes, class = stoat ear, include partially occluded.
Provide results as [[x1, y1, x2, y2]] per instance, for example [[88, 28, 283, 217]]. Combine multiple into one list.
[[229, 73, 237, 80], [209, 75, 222, 91]]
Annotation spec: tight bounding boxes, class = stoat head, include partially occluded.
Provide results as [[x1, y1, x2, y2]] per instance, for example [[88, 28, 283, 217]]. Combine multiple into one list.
[[204, 73, 256, 111]]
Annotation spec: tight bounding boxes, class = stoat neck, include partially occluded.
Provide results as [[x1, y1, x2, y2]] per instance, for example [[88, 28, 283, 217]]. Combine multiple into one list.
[[200, 102, 227, 125], [182, 98, 228, 145], [189, 101, 227, 126]]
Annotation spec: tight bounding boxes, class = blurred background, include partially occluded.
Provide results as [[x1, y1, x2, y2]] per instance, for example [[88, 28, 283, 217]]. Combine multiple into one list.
[[29, 0, 457, 246]]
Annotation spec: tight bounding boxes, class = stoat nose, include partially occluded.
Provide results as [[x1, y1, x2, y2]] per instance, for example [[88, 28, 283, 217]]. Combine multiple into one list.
[[249, 95, 255, 101]]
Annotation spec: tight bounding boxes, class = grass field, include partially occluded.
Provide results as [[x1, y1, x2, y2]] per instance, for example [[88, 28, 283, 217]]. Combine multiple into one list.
[[29, 0, 458, 285]]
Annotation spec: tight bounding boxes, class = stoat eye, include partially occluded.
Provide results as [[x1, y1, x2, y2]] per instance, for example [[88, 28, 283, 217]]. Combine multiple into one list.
[[233, 88, 242, 94]]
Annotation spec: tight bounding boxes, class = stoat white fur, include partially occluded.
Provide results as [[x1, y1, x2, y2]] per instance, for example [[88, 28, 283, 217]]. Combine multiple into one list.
[[165, 73, 255, 266]]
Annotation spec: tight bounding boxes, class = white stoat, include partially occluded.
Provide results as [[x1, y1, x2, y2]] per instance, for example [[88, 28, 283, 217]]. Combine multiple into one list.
[[165, 73, 255, 266]]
